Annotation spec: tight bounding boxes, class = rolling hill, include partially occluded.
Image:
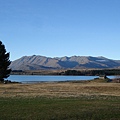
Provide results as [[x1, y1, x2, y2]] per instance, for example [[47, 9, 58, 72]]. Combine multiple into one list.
[[10, 55, 120, 70]]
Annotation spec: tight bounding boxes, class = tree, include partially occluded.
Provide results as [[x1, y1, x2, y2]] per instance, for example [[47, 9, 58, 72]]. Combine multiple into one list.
[[0, 41, 11, 81]]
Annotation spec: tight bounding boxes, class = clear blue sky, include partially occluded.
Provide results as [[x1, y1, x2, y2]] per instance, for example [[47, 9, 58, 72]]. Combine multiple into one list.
[[0, 0, 120, 61]]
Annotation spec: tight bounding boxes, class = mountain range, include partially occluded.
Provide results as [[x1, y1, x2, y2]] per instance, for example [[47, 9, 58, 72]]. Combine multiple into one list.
[[10, 55, 120, 70]]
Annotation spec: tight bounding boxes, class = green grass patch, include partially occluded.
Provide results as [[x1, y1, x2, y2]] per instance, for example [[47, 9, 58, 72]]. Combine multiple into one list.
[[0, 96, 120, 120]]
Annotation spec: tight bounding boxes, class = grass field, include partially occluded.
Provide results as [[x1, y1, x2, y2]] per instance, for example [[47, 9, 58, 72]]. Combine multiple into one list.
[[0, 96, 120, 120], [0, 82, 120, 120], [0, 82, 120, 97]]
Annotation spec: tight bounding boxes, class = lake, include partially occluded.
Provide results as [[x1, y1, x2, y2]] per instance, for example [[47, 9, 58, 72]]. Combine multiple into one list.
[[8, 75, 116, 83]]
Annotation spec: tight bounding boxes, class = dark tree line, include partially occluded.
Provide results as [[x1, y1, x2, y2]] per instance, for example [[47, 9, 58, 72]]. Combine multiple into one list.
[[63, 69, 120, 76], [11, 69, 120, 76]]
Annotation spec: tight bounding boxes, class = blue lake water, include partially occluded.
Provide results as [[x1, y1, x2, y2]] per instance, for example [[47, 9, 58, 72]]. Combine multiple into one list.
[[8, 75, 116, 83]]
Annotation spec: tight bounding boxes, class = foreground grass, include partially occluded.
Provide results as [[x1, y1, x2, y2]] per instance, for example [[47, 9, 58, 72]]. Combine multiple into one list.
[[0, 82, 120, 119], [0, 96, 120, 120]]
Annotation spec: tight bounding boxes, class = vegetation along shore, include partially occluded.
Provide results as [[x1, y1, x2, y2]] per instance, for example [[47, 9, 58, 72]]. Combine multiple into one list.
[[11, 69, 120, 76]]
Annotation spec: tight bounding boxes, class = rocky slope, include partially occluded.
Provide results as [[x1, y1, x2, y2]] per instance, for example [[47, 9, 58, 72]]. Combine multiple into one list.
[[10, 55, 120, 70]]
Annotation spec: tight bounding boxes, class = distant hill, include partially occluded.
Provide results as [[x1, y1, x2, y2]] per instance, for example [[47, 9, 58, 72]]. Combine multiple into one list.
[[10, 55, 120, 70]]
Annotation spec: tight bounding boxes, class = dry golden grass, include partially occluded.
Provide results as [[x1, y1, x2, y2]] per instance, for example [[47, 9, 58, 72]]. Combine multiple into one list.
[[0, 82, 120, 98]]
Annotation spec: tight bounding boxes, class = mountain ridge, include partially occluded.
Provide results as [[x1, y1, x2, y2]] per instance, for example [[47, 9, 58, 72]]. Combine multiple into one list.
[[10, 55, 120, 70]]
